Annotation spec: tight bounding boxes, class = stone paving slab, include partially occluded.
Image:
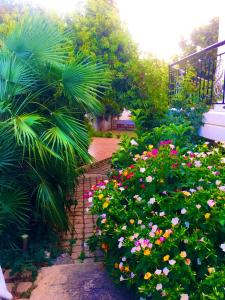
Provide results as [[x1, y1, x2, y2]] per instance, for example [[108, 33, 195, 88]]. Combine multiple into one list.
[[30, 263, 135, 300]]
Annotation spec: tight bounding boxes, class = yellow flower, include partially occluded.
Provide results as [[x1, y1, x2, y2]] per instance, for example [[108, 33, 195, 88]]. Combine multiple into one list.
[[163, 232, 170, 238], [98, 194, 104, 200], [103, 201, 109, 209], [180, 251, 187, 258], [148, 145, 154, 150], [114, 263, 119, 269], [124, 266, 130, 272], [155, 239, 161, 245], [163, 255, 170, 261], [208, 267, 215, 274], [205, 213, 211, 219], [144, 249, 151, 256], [130, 219, 135, 224], [123, 170, 128, 176], [144, 272, 152, 280], [159, 179, 164, 183], [183, 191, 191, 197]]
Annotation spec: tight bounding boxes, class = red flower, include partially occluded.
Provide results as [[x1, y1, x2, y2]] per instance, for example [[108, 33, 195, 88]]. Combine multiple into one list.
[[141, 184, 145, 189]]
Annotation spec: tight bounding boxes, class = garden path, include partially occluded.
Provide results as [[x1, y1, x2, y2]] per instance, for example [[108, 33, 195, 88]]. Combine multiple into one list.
[[62, 137, 119, 260], [30, 138, 136, 299]]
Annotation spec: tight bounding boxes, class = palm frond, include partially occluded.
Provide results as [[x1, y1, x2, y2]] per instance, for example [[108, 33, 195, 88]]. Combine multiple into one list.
[[36, 181, 68, 230], [45, 108, 91, 163], [0, 51, 36, 100], [5, 16, 71, 67], [0, 186, 30, 234], [62, 59, 109, 113]]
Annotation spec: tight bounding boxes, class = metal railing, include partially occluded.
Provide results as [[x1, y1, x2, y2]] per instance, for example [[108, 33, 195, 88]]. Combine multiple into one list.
[[169, 40, 225, 105]]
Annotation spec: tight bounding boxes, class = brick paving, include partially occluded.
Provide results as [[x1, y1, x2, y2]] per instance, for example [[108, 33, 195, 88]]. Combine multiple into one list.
[[61, 159, 111, 260], [88, 137, 119, 161], [61, 138, 119, 260]]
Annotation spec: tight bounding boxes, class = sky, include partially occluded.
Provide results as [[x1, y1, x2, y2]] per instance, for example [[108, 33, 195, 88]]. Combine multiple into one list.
[[21, 0, 224, 61]]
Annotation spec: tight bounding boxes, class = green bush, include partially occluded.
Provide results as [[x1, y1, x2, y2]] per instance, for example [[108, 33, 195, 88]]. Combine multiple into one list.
[[90, 140, 225, 299]]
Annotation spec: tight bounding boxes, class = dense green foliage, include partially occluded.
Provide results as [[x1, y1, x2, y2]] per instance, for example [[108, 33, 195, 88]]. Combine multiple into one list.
[[90, 137, 225, 299], [68, 0, 139, 118], [0, 15, 108, 261]]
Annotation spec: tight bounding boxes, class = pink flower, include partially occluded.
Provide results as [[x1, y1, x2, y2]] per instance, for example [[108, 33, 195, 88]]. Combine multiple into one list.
[[207, 199, 215, 207], [152, 148, 159, 156], [170, 150, 178, 155]]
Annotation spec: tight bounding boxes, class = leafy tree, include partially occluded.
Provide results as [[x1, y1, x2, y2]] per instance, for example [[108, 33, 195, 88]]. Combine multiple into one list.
[[179, 17, 219, 56], [67, 0, 139, 119], [127, 55, 168, 132], [0, 16, 108, 250]]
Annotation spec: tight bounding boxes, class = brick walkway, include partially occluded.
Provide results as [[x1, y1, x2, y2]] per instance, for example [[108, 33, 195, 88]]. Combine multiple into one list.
[[88, 137, 119, 161], [61, 138, 119, 260]]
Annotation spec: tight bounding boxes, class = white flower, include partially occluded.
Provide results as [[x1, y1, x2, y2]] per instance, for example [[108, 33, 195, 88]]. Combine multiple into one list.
[[88, 197, 93, 203], [194, 160, 202, 167], [197, 258, 201, 265], [120, 275, 125, 281], [140, 168, 146, 173], [169, 144, 175, 149], [216, 180, 221, 186], [118, 242, 123, 248], [169, 259, 176, 265], [122, 225, 127, 230], [189, 189, 196, 193], [155, 269, 162, 275], [219, 186, 225, 192], [146, 176, 153, 183], [148, 197, 156, 205], [180, 294, 189, 300], [163, 267, 169, 276], [159, 211, 165, 217], [181, 208, 187, 214], [138, 220, 142, 225], [220, 243, 225, 252], [196, 204, 201, 209], [156, 283, 163, 290], [119, 187, 125, 192], [130, 139, 138, 146], [221, 157, 225, 164], [171, 217, 179, 225], [122, 256, 126, 261]]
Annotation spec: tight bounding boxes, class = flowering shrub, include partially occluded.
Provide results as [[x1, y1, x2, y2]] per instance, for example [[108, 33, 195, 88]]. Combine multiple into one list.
[[89, 140, 225, 299]]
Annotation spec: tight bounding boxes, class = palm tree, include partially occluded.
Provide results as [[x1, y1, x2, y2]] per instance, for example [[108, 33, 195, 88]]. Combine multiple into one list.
[[0, 16, 109, 248]]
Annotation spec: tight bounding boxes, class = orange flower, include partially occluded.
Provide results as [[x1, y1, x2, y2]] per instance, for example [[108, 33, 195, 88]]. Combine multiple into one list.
[[208, 267, 215, 273], [163, 232, 170, 238], [144, 272, 152, 280], [101, 243, 109, 252], [114, 263, 119, 269], [130, 219, 135, 224], [185, 258, 191, 265], [155, 239, 161, 245], [144, 249, 151, 256], [163, 255, 170, 261], [124, 266, 130, 272]]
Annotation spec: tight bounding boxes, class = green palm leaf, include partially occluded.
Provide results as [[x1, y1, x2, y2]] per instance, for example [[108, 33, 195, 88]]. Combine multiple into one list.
[[62, 59, 109, 113], [43, 108, 91, 163], [5, 16, 71, 67], [0, 186, 30, 234], [0, 52, 36, 99]]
